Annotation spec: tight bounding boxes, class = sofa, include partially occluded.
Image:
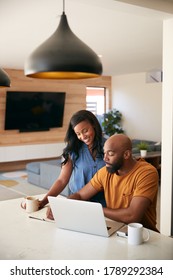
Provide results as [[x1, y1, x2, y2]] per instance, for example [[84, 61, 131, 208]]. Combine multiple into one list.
[[131, 139, 161, 154], [26, 159, 69, 196]]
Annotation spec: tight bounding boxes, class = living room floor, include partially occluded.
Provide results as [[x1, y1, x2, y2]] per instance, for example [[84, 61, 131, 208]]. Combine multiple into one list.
[[0, 170, 47, 201]]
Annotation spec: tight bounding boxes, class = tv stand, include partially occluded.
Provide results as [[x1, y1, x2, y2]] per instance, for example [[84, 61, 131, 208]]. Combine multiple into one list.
[[0, 143, 65, 166]]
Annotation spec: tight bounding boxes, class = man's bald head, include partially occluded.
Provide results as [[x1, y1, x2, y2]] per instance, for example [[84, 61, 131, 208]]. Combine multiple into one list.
[[104, 134, 132, 153], [103, 134, 135, 174]]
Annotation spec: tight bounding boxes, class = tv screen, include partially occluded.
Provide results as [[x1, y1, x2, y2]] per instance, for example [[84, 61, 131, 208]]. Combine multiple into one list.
[[5, 91, 66, 132]]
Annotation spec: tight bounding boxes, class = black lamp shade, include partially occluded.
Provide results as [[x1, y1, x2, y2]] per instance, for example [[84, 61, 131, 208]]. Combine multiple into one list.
[[24, 12, 102, 79], [0, 68, 11, 87]]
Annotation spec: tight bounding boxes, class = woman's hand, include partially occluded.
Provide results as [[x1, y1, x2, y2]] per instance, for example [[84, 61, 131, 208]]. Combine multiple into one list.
[[38, 199, 49, 210], [46, 206, 54, 220], [21, 201, 26, 209], [38, 200, 45, 210]]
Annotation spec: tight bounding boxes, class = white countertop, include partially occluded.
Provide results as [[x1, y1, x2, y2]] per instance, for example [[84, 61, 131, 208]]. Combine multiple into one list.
[[0, 195, 173, 260]]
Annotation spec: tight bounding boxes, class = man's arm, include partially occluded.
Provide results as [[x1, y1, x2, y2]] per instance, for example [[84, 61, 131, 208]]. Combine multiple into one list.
[[103, 196, 151, 224], [68, 182, 99, 201], [47, 182, 98, 220]]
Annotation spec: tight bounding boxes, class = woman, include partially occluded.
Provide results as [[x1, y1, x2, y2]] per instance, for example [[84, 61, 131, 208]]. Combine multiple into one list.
[[39, 110, 106, 209]]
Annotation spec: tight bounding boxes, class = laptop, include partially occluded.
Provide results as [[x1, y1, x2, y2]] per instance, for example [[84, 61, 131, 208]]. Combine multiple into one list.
[[48, 196, 124, 237]]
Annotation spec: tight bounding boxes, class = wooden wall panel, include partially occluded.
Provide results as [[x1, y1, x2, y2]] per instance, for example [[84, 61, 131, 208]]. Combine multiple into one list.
[[0, 69, 111, 146]]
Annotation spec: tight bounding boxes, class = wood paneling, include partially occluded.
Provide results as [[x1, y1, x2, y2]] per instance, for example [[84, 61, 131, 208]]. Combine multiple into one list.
[[0, 69, 111, 146]]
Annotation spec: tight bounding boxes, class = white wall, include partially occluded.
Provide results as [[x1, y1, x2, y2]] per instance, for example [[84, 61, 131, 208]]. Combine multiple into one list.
[[160, 18, 173, 236], [112, 72, 162, 141]]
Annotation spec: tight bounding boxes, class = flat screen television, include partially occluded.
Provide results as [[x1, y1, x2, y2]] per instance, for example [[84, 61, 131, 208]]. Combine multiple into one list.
[[5, 91, 66, 132]]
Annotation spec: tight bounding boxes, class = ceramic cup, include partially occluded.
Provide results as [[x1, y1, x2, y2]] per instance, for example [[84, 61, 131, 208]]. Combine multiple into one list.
[[128, 223, 150, 245], [21, 196, 39, 213]]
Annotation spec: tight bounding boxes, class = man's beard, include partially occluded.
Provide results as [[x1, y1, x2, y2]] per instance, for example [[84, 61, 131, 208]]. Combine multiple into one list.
[[106, 158, 123, 174]]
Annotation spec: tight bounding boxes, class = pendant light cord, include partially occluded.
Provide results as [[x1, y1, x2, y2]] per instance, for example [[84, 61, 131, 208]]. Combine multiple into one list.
[[63, 0, 65, 13]]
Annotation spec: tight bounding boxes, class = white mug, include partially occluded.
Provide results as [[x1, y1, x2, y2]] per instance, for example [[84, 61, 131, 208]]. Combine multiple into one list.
[[128, 223, 150, 245], [21, 196, 39, 213]]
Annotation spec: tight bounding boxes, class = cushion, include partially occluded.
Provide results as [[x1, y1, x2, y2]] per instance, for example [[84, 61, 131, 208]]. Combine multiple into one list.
[[26, 162, 41, 175]]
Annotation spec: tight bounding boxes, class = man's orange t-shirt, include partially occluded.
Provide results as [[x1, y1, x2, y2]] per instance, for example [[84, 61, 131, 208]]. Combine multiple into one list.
[[90, 159, 159, 232]]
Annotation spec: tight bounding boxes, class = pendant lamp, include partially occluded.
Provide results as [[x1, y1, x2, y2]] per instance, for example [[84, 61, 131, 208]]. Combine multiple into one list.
[[0, 68, 11, 87], [24, 1, 102, 79]]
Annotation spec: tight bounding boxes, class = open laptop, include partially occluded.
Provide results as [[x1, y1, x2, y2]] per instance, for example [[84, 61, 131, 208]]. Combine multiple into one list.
[[48, 196, 124, 237]]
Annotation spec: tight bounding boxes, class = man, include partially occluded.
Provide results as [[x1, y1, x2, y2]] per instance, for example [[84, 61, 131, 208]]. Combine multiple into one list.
[[48, 134, 159, 232]]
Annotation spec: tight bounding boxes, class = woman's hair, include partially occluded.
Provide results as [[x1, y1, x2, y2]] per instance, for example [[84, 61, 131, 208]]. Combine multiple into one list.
[[62, 110, 103, 165]]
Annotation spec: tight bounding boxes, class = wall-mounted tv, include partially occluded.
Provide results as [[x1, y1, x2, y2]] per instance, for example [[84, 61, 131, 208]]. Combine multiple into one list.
[[5, 91, 66, 132]]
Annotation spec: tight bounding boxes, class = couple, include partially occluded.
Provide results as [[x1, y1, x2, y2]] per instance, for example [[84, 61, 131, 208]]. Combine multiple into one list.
[[39, 110, 159, 232]]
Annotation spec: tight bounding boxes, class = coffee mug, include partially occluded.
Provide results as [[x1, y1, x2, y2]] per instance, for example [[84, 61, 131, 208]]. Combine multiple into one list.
[[128, 223, 150, 245], [21, 196, 39, 213]]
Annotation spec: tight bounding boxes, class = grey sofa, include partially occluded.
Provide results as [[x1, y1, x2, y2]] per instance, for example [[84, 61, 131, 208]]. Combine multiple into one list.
[[26, 159, 69, 196], [131, 139, 161, 154]]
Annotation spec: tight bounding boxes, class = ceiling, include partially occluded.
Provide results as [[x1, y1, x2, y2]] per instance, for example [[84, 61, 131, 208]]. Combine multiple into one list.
[[1, 0, 173, 76]]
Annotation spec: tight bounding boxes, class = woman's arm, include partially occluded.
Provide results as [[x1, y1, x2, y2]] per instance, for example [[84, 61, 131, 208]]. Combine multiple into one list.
[[39, 158, 73, 208]]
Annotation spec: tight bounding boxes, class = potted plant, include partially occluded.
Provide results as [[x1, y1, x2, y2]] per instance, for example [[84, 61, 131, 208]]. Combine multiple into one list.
[[137, 141, 149, 158], [101, 109, 124, 137]]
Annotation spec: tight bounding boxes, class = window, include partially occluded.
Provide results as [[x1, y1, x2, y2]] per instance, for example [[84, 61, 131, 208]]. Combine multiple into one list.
[[86, 87, 105, 115]]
